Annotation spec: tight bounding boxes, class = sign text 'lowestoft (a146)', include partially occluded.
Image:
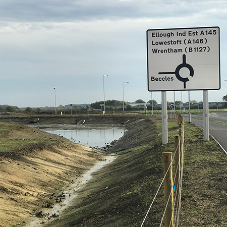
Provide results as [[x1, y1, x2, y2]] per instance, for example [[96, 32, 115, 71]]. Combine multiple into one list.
[[147, 27, 220, 91]]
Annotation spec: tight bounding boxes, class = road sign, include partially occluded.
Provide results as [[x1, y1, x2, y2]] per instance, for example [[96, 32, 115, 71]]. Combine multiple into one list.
[[171, 103, 174, 107], [147, 26, 220, 91]]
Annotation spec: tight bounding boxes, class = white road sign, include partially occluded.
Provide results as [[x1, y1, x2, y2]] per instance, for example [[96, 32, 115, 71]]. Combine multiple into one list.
[[147, 27, 220, 91]]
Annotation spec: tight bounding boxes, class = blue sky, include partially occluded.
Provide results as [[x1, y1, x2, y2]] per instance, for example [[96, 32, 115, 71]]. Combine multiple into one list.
[[0, 0, 227, 107]]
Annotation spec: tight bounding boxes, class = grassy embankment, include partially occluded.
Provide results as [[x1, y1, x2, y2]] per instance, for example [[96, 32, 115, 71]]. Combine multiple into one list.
[[0, 122, 67, 154], [46, 117, 227, 227]]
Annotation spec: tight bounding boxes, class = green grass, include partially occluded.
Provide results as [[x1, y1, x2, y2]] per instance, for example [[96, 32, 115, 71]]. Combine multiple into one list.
[[210, 119, 227, 125], [146, 109, 227, 115], [0, 122, 67, 154], [0, 122, 18, 131]]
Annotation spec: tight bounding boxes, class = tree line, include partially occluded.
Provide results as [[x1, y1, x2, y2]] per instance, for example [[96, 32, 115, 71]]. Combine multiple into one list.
[[1, 95, 227, 114]]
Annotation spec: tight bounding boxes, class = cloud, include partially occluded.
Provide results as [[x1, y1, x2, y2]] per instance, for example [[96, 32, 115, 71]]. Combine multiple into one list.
[[0, 0, 226, 23]]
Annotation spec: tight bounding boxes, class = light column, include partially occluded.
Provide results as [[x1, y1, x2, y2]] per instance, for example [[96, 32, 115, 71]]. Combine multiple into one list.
[[123, 81, 129, 114], [103, 75, 109, 114], [54, 87, 56, 115]]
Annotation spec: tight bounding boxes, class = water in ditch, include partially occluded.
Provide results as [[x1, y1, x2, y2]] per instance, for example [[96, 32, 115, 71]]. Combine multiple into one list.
[[45, 127, 125, 148]]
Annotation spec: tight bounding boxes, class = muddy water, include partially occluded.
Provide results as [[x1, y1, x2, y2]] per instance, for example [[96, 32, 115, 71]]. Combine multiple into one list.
[[25, 156, 115, 227], [44, 127, 125, 148]]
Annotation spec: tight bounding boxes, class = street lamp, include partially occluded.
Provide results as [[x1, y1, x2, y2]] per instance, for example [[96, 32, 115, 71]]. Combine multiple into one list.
[[54, 87, 56, 115], [103, 75, 109, 114], [123, 81, 129, 114]]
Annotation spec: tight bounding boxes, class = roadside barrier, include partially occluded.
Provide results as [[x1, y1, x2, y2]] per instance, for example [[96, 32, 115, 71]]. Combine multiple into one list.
[[141, 113, 184, 227]]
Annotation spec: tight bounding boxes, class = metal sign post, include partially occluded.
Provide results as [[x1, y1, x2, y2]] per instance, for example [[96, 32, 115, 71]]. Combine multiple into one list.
[[188, 91, 191, 123], [203, 90, 209, 141], [174, 91, 175, 113], [162, 91, 168, 144]]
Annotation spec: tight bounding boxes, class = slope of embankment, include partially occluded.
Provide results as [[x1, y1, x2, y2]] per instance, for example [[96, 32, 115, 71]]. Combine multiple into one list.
[[0, 122, 102, 227], [45, 117, 227, 227], [0, 115, 140, 127]]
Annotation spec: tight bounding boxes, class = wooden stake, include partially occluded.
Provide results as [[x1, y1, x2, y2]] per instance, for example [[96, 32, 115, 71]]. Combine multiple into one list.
[[174, 135, 181, 218], [163, 152, 174, 227], [178, 120, 184, 222], [179, 121, 184, 181]]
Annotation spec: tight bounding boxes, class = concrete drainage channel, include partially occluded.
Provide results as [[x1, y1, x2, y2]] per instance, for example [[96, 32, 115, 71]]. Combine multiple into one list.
[[25, 156, 115, 227]]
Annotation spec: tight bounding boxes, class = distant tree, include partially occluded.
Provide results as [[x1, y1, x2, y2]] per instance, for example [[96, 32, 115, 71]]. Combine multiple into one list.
[[106, 100, 123, 106], [147, 100, 158, 106], [25, 107, 33, 113], [175, 101, 183, 106], [5, 106, 18, 112], [36, 108, 41, 114], [90, 101, 104, 109], [126, 105, 133, 111], [135, 99, 145, 103], [0, 106, 5, 112], [91, 100, 124, 109], [222, 95, 227, 101]]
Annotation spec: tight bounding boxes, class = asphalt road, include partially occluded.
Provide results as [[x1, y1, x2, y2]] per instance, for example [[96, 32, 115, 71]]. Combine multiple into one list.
[[183, 112, 227, 154]]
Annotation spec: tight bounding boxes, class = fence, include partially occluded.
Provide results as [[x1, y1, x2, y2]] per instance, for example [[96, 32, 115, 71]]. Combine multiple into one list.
[[141, 113, 184, 227]]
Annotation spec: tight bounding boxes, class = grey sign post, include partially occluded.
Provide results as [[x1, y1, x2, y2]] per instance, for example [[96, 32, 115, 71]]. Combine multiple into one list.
[[147, 26, 220, 143]]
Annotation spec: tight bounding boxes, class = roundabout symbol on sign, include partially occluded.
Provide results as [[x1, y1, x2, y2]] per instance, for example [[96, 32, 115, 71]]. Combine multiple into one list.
[[158, 54, 194, 89]]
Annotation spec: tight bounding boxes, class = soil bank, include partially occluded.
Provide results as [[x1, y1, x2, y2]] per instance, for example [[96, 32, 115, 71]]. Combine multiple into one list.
[[0, 121, 103, 227]]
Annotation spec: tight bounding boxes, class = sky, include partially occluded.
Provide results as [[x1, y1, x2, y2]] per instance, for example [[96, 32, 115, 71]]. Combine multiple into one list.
[[0, 0, 227, 107]]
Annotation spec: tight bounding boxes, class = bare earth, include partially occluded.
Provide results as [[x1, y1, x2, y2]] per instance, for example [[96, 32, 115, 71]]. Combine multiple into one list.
[[0, 125, 101, 227]]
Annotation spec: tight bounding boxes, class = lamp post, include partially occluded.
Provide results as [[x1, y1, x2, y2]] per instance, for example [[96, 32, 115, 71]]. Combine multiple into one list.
[[54, 87, 56, 115], [123, 81, 129, 114], [103, 75, 108, 114]]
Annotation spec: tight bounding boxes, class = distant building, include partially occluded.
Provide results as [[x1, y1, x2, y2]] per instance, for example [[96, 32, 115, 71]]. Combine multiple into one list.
[[65, 104, 90, 109], [128, 102, 146, 107]]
